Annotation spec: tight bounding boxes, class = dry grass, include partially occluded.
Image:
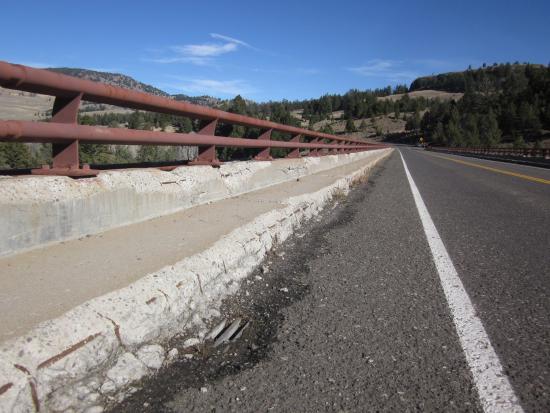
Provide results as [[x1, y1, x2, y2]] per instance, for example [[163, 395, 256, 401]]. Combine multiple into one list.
[[0, 87, 53, 120], [0, 87, 133, 120], [377, 90, 463, 102], [351, 169, 371, 186], [331, 170, 371, 204], [331, 187, 348, 202], [312, 113, 407, 138]]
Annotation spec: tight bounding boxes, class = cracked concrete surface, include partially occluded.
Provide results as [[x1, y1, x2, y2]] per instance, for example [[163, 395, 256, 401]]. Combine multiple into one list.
[[0, 152, 378, 257]]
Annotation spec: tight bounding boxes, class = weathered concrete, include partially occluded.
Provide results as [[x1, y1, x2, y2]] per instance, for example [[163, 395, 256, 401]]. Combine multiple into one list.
[[1, 152, 381, 258], [0, 149, 391, 412]]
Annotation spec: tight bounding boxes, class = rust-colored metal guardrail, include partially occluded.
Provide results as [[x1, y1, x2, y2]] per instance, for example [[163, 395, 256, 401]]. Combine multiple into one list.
[[428, 146, 550, 159], [0, 61, 385, 176]]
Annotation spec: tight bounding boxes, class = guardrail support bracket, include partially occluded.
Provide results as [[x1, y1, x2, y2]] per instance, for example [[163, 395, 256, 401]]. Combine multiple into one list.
[[309, 138, 320, 157], [254, 129, 273, 161], [338, 143, 347, 154], [32, 93, 98, 177], [190, 119, 221, 167], [286, 134, 301, 158]]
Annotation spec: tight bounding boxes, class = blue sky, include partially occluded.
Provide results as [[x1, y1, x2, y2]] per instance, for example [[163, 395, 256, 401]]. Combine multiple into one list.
[[2, 0, 549, 101]]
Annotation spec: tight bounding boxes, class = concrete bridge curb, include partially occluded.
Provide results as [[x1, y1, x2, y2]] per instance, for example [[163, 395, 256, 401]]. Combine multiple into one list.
[[3, 151, 385, 258], [0, 149, 391, 412]]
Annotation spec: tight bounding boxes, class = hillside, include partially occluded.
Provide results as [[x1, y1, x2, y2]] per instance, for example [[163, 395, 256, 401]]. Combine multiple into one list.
[[0, 68, 226, 120], [47, 68, 169, 96], [418, 63, 550, 148], [378, 90, 463, 102], [0, 88, 53, 120], [409, 63, 547, 93], [172, 94, 223, 107]]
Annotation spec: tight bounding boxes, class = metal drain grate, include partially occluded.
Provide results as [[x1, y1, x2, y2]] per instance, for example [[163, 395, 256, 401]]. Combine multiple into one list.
[[207, 318, 250, 347]]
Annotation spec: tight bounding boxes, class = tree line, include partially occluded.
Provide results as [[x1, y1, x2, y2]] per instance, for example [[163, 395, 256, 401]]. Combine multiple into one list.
[[419, 64, 550, 147]]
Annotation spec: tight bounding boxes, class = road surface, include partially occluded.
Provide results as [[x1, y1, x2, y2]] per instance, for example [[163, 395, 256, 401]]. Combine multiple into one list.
[[113, 148, 549, 412]]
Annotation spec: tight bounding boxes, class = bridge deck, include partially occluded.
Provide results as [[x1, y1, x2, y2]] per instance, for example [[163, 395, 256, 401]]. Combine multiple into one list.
[[0, 156, 376, 342]]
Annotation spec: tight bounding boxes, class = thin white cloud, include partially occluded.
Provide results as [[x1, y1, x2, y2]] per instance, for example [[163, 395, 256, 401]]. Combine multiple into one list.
[[210, 33, 252, 48], [169, 78, 256, 97], [348, 59, 418, 81], [173, 42, 237, 57], [149, 33, 255, 66], [144, 56, 210, 65]]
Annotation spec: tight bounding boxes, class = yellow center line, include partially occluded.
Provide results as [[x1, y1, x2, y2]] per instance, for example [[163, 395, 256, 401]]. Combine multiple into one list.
[[425, 152, 550, 185]]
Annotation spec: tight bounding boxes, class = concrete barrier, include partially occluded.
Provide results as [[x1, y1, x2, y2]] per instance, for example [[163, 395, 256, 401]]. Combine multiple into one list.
[[2, 152, 382, 258], [0, 149, 392, 412]]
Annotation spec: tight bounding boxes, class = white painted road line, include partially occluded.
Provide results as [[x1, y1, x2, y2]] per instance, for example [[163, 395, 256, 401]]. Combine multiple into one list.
[[399, 151, 523, 413]]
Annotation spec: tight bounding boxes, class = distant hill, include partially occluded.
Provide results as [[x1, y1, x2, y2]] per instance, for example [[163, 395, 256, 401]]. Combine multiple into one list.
[[378, 90, 463, 102], [48, 68, 169, 97], [409, 63, 547, 93], [47, 68, 226, 108], [172, 94, 223, 107], [0, 67, 226, 120]]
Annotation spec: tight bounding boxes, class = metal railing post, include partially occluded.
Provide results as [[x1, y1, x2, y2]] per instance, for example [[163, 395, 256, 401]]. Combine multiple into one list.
[[32, 93, 98, 177], [286, 134, 301, 159], [309, 138, 320, 156], [189, 119, 221, 167], [254, 128, 273, 161]]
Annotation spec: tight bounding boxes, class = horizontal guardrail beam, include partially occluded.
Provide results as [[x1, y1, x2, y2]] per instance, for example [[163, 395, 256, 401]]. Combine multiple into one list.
[[0, 120, 380, 150], [0, 61, 363, 144]]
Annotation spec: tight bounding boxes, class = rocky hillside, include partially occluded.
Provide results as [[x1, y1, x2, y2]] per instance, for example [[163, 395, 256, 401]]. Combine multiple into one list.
[[48, 69, 224, 107], [48, 68, 169, 96], [172, 94, 223, 107], [0, 68, 228, 120]]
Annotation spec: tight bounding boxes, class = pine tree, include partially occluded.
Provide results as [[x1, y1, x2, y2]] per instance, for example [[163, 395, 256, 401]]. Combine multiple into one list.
[[479, 110, 501, 147], [512, 133, 526, 148], [80, 144, 113, 164], [433, 122, 446, 145], [345, 118, 357, 133], [518, 102, 541, 132], [230, 95, 247, 115], [394, 104, 400, 120], [128, 111, 144, 130], [137, 145, 161, 162], [114, 146, 134, 163], [176, 118, 193, 133], [321, 124, 334, 134], [0, 143, 34, 168], [405, 109, 422, 130], [463, 114, 480, 146], [309, 114, 320, 130], [446, 120, 464, 147], [319, 95, 332, 116]]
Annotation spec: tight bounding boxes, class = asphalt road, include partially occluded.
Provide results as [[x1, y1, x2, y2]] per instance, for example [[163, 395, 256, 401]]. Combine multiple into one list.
[[113, 148, 549, 412], [401, 148, 550, 412]]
